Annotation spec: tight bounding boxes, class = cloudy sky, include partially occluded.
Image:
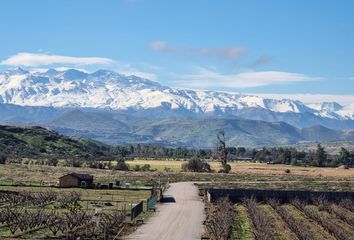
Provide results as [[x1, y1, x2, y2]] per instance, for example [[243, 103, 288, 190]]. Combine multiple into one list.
[[0, 0, 353, 103]]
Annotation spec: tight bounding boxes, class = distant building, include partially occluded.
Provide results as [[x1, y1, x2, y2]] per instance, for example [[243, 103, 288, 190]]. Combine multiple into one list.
[[59, 173, 94, 188]]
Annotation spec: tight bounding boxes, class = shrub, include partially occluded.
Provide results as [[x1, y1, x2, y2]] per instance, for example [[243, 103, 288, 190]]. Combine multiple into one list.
[[141, 164, 151, 171], [223, 163, 231, 173], [115, 160, 129, 171], [181, 158, 211, 172], [47, 157, 58, 166], [134, 164, 141, 171]]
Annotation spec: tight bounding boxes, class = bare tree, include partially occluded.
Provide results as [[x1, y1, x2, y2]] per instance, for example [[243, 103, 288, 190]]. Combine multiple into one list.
[[217, 131, 231, 173], [206, 197, 234, 240]]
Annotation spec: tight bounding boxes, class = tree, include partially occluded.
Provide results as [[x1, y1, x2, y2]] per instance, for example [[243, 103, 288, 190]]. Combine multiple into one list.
[[315, 144, 326, 167], [206, 197, 234, 240], [217, 131, 231, 173], [0, 154, 7, 164], [338, 148, 353, 168], [338, 147, 349, 165]]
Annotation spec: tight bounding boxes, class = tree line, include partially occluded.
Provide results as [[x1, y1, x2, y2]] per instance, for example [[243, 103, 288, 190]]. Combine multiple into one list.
[[1, 142, 353, 168], [114, 143, 354, 168]]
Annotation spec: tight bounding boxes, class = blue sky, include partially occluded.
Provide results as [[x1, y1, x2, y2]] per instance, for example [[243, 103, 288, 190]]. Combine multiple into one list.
[[0, 0, 353, 103]]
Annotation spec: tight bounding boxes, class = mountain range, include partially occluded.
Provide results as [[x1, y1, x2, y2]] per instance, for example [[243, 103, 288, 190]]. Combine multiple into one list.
[[0, 67, 353, 147]]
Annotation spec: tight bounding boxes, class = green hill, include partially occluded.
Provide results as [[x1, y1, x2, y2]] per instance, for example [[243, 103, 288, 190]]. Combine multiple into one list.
[[0, 125, 111, 159], [46, 110, 354, 147]]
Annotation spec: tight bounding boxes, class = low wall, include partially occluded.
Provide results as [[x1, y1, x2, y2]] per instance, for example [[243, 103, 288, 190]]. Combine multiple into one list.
[[207, 188, 354, 203]]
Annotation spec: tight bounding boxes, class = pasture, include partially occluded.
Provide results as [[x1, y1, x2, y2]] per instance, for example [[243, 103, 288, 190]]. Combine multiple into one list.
[[126, 159, 354, 179]]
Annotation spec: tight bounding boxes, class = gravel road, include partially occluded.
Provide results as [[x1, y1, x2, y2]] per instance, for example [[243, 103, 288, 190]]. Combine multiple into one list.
[[125, 182, 205, 240]]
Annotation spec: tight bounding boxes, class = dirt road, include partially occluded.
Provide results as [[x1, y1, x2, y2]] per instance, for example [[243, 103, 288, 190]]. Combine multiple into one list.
[[126, 182, 205, 240]]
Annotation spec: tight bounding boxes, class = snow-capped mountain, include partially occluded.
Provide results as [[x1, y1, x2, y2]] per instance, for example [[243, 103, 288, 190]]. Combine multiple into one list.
[[0, 67, 353, 120]]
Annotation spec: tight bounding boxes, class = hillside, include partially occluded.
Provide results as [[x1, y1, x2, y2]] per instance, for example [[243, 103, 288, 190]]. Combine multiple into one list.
[[0, 125, 111, 159], [46, 110, 354, 147]]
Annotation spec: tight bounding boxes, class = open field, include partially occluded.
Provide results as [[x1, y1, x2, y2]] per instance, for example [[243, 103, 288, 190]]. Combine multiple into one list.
[[126, 159, 354, 179], [0, 162, 353, 191]]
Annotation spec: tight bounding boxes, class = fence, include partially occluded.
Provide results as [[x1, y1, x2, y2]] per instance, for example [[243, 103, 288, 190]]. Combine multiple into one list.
[[130, 201, 144, 221], [207, 188, 354, 203], [147, 195, 157, 210]]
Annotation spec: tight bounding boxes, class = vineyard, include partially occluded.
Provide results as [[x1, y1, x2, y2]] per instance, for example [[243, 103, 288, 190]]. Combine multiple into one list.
[[206, 197, 354, 240], [0, 188, 152, 239]]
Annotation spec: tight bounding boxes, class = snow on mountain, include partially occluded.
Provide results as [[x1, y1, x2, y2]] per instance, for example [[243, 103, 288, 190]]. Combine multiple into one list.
[[336, 103, 354, 119], [0, 68, 353, 120]]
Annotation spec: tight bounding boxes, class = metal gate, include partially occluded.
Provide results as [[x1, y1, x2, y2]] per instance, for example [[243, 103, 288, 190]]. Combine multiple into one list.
[[131, 201, 143, 221]]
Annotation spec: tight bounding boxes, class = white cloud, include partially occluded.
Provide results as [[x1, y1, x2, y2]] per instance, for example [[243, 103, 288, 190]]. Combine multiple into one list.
[[1, 52, 113, 67], [251, 93, 354, 105], [1, 52, 157, 80], [173, 67, 320, 89], [149, 41, 246, 60], [111, 61, 157, 80], [150, 41, 167, 50]]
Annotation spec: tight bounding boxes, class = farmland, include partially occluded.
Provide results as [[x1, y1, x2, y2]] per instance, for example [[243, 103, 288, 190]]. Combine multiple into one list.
[[1, 162, 353, 190], [0, 161, 353, 239], [205, 197, 354, 240], [0, 187, 152, 239]]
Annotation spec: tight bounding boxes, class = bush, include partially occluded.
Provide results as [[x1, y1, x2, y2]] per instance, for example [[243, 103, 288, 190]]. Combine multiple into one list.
[[223, 163, 231, 173], [115, 160, 129, 171], [181, 158, 211, 172], [134, 164, 141, 171], [72, 160, 82, 168], [141, 164, 151, 171], [47, 157, 58, 166]]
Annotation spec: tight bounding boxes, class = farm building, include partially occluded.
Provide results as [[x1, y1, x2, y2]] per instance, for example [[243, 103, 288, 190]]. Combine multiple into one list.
[[59, 173, 94, 188]]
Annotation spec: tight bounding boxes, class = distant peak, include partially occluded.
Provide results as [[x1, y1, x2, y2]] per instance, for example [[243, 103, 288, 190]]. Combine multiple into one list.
[[91, 69, 121, 77], [5, 67, 29, 75], [46, 68, 59, 74], [61, 68, 88, 80]]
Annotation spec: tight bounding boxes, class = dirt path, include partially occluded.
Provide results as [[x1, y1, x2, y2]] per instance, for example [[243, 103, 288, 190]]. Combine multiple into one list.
[[125, 182, 205, 240]]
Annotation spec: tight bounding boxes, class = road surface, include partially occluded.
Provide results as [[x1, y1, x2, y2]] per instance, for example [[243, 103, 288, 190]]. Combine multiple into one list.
[[126, 182, 205, 240]]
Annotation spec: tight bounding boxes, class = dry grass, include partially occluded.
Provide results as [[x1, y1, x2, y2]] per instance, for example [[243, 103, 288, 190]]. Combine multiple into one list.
[[229, 162, 354, 179], [0, 161, 353, 190], [126, 159, 354, 179], [0, 164, 158, 186]]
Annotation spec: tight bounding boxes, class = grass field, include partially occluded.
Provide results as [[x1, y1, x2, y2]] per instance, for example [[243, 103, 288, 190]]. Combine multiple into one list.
[[0, 161, 353, 190], [126, 159, 354, 179]]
